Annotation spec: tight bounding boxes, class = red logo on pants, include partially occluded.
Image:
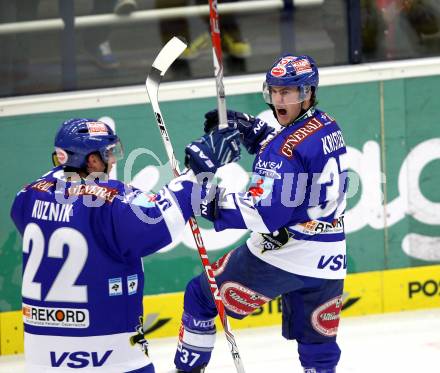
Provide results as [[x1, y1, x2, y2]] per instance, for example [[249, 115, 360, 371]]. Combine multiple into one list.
[[211, 250, 234, 276], [311, 295, 342, 337], [220, 281, 271, 316]]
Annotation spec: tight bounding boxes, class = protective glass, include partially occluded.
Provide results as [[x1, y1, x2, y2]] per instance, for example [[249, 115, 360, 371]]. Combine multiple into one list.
[[102, 141, 124, 163], [262, 83, 311, 105]]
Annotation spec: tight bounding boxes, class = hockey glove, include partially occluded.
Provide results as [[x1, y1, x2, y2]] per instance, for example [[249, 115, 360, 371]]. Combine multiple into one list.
[[193, 183, 225, 222], [204, 109, 275, 154], [185, 127, 241, 175], [129, 316, 149, 357]]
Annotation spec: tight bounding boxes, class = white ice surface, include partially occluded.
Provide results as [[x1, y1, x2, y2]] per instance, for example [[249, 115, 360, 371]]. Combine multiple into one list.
[[1, 308, 439, 373]]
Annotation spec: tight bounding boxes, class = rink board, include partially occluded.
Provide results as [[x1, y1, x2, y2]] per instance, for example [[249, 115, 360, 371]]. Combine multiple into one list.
[[144, 264, 440, 336], [2, 264, 439, 355]]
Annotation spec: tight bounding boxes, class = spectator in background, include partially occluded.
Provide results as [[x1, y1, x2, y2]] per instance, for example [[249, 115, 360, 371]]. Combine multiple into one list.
[[0, 0, 39, 96], [361, 0, 439, 59], [155, 0, 251, 60], [322, 0, 439, 63], [84, 0, 137, 70]]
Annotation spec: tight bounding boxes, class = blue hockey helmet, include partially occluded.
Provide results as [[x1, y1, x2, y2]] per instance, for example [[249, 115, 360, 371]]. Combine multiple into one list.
[[53, 118, 123, 169], [263, 55, 319, 105]]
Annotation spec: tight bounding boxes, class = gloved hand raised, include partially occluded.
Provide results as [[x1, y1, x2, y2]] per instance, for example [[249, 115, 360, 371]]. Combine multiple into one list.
[[184, 127, 241, 175], [204, 109, 275, 154]]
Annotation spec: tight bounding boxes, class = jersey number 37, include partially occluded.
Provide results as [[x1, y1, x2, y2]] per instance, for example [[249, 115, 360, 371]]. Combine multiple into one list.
[[307, 153, 348, 220]]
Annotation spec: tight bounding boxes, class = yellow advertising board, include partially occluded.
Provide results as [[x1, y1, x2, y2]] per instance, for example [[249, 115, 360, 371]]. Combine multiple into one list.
[[141, 264, 440, 338], [2, 265, 440, 355]]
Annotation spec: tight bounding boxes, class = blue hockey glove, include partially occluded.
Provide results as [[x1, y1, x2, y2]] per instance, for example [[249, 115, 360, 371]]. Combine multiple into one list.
[[193, 184, 225, 222], [184, 127, 241, 175], [204, 109, 275, 154]]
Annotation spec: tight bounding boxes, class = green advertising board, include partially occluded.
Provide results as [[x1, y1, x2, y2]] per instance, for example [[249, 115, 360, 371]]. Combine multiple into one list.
[[1, 75, 439, 313]]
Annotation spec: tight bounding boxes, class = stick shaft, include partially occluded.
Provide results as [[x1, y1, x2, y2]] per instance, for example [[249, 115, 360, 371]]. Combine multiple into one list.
[[208, 0, 228, 129], [150, 101, 245, 373]]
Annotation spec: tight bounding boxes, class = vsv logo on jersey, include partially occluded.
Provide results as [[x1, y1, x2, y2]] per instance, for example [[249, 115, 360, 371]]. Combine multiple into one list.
[[50, 350, 113, 368], [317, 255, 347, 271]]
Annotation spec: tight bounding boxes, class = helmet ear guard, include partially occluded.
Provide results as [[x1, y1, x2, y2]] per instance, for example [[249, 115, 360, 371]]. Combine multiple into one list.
[[52, 152, 60, 167]]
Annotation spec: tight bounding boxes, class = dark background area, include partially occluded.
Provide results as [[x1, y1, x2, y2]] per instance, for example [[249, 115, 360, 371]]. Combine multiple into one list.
[[0, 0, 439, 97]]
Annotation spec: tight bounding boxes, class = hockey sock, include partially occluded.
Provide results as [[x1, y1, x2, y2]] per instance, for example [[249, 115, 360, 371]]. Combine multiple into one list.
[[174, 312, 216, 372]]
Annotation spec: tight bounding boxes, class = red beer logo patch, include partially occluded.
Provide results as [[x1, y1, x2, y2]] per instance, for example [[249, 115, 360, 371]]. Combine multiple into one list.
[[311, 295, 342, 337], [211, 250, 234, 276], [292, 59, 312, 75], [55, 147, 68, 165], [220, 281, 271, 316], [87, 121, 108, 136], [271, 65, 286, 77], [280, 56, 297, 65]]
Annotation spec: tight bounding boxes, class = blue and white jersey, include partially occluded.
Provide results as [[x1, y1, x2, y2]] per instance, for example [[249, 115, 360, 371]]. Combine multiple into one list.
[[10, 167, 198, 372], [213, 109, 348, 279]]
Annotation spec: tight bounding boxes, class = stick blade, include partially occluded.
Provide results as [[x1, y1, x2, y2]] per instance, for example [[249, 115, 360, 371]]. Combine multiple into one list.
[[152, 37, 187, 75]]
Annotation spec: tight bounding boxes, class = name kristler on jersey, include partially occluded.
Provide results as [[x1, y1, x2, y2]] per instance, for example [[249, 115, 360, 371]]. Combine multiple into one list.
[[31, 199, 73, 222], [321, 130, 346, 155]]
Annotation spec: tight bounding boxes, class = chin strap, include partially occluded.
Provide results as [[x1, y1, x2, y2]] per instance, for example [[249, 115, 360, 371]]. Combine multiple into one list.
[[294, 106, 316, 123]]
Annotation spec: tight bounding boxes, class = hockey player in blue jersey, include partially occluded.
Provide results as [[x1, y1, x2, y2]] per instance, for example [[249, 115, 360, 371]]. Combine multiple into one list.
[[10, 118, 240, 372], [172, 55, 348, 373]]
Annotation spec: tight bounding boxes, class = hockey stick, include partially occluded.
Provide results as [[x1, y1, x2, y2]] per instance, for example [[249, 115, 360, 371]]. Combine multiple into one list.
[[146, 37, 246, 373], [208, 0, 228, 130]]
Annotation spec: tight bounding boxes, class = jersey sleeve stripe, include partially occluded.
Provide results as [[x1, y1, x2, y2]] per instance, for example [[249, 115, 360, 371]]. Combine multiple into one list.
[[160, 186, 186, 242], [235, 194, 271, 233]]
